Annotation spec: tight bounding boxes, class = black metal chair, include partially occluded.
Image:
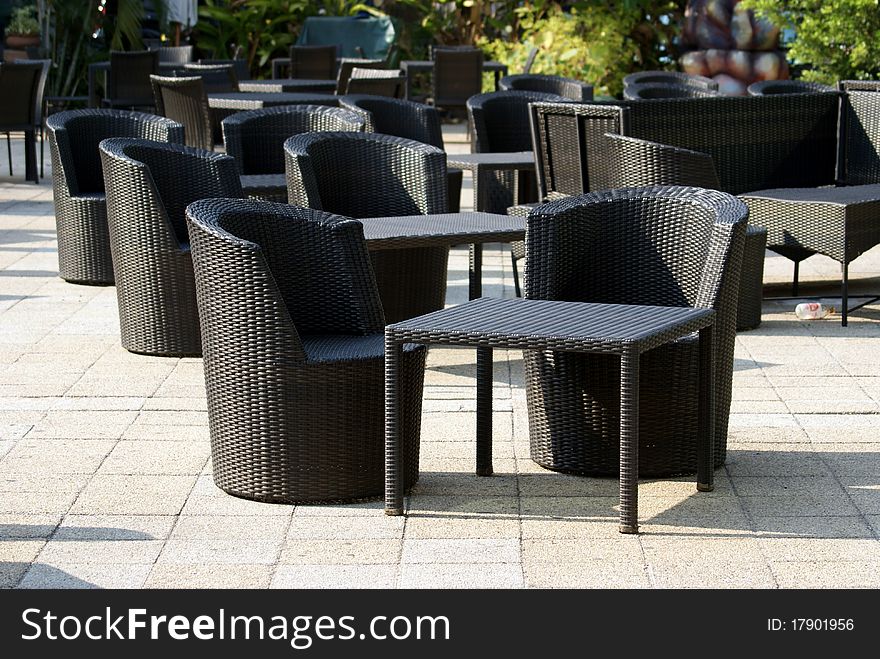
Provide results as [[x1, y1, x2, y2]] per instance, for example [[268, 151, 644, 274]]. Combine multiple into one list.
[[186, 197, 427, 503], [103, 50, 159, 110], [222, 104, 365, 201], [524, 186, 748, 476], [499, 73, 593, 101], [46, 109, 184, 284], [151, 75, 213, 150], [99, 138, 243, 356], [339, 94, 462, 212], [284, 131, 449, 322], [0, 61, 44, 183]]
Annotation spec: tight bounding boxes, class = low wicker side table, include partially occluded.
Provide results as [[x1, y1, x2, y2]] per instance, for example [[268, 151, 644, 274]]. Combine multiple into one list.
[[384, 297, 716, 534]]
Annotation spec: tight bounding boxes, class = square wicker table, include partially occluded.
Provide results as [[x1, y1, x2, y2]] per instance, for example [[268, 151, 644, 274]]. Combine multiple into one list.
[[384, 297, 716, 534]]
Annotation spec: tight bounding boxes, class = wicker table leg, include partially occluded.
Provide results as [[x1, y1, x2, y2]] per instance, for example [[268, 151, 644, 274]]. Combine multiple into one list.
[[618, 348, 640, 534], [476, 347, 494, 476], [384, 336, 404, 515], [697, 325, 715, 492], [469, 243, 482, 299]]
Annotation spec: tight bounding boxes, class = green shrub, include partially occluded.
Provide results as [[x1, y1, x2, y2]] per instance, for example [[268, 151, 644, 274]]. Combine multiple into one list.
[[6, 5, 40, 36]]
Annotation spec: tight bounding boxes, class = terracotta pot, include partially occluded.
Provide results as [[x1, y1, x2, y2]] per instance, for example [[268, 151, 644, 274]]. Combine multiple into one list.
[[5, 34, 40, 49]]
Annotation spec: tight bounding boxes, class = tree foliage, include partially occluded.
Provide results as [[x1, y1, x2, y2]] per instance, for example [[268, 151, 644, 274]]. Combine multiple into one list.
[[744, 0, 880, 83]]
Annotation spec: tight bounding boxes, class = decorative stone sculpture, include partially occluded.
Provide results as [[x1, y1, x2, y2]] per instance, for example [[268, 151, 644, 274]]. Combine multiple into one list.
[[679, 0, 788, 95]]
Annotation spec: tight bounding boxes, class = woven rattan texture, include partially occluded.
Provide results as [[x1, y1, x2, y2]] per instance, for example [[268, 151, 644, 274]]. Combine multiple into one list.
[[186, 198, 426, 503], [46, 109, 184, 284], [499, 74, 593, 102], [151, 75, 213, 150], [522, 186, 747, 476]]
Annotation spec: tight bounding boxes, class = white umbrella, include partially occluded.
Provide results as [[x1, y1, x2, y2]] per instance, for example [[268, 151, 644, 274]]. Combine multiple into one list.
[[164, 0, 198, 28]]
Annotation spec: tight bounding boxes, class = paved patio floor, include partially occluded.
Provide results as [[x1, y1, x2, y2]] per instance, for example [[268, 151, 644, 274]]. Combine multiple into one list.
[[1, 128, 879, 589]]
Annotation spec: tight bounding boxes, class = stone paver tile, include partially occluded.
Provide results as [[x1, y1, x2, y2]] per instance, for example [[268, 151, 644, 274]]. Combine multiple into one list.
[[286, 515, 404, 540], [725, 446, 831, 476], [517, 474, 619, 497], [53, 515, 176, 541], [650, 560, 776, 588], [135, 410, 208, 426], [410, 473, 517, 497], [752, 515, 874, 539], [280, 538, 402, 565], [731, 387, 780, 401], [404, 516, 519, 539], [398, 563, 523, 589], [70, 474, 197, 515], [145, 564, 273, 589], [271, 565, 397, 589], [739, 493, 860, 517], [0, 490, 78, 515], [523, 538, 642, 562], [1, 439, 115, 474], [406, 495, 519, 517], [18, 563, 151, 589], [806, 427, 880, 443], [171, 515, 289, 541], [0, 562, 29, 588], [0, 539, 44, 565], [758, 537, 880, 562], [141, 397, 207, 411], [520, 496, 618, 521], [731, 476, 846, 497], [524, 561, 651, 588], [0, 472, 91, 495], [98, 440, 209, 475], [0, 514, 60, 539], [420, 441, 515, 461], [418, 458, 518, 474], [291, 500, 386, 517], [158, 538, 283, 565], [38, 539, 164, 564], [769, 561, 880, 588], [52, 397, 145, 411], [520, 518, 622, 539], [641, 536, 765, 564], [402, 538, 519, 564], [121, 424, 210, 442]]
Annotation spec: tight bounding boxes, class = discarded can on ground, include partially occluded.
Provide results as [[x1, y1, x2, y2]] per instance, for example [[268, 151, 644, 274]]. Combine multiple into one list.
[[794, 302, 834, 320]]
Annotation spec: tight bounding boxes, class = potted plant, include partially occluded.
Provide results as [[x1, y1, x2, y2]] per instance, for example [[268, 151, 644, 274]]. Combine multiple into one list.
[[5, 5, 40, 49]]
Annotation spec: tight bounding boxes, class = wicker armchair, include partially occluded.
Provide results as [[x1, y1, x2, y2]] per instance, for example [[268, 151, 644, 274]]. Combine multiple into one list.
[[602, 133, 768, 331], [104, 50, 159, 110], [186, 198, 427, 503], [623, 83, 722, 100], [46, 109, 184, 285], [154, 45, 193, 66], [284, 131, 449, 322], [339, 94, 462, 211], [524, 186, 747, 476], [623, 70, 718, 90], [222, 105, 365, 201], [499, 74, 593, 101], [150, 75, 213, 150], [198, 58, 249, 82], [344, 67, 405, 98], [334, 58, 385, 95], [747, 79, 834, 95], [99, 138, 243, 356]]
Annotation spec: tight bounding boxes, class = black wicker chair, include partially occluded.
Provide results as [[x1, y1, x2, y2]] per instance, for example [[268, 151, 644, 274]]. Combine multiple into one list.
[[150, 75, 213, 150], [154, 45, 193, 67], [0, 61, 43, 183], [344, 67, 405, 98], [334, 58, 385, 95], [222, 105, 365, 201], [432, 47, 483, 118], [99, 138, 243, 356], [284, 131, 449, 322], [285, 44, 338, 80], [103, 50, 159, 110], [181, 63, 238, 93], [524, 186, 748, 476], [623, 70, 718, 90], [602, 133, 768, 331], [198, 58, 249, 82], [186, 198, 427, 503], [740, 80, 880, 325], [46, 109, 184, 284], [339, 94, 462, 212], [499, 73, 593, 101], [623, 83, 722, 100], [747, 79, 834, 95]]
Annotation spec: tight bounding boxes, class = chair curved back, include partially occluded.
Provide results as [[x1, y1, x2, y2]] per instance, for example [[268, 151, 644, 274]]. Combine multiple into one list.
[[603, 133, 721, 190], [344, 68, 404, 98], [284, 131, 447, 217], [335, 58, 385, 95], [623, 83, 722, 100], [0, 61, 42, 130], [289, 44, 337, 80], [523, 186, 748, 475], [499, 74, 593, 102], [468, 90, 566, 153], [181, 63, 238, 93], [99, 138, 243, 355], [106, 50, 159, 108], [432, 47, 483, 108], [839, 80, 880, 185], [155, 45, 193, 65], [11, 59, 50, 128], [747, 79, 834, 96], [151, 75, 213, 150], [623, 70, 718, 90], [338, 95, 444, 147], [198, 58, 249, 81], [46, 109, 184, 284], [222, 105, 365, 176], [186, 198, 425, 503]]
